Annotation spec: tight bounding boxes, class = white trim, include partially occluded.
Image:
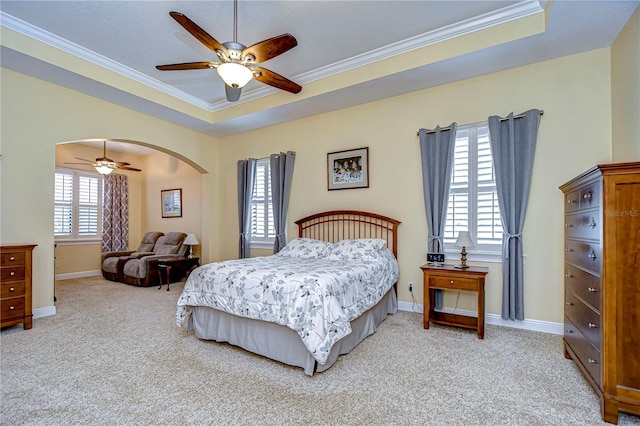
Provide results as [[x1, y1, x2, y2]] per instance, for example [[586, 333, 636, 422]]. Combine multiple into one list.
[[55, 270, 101, 281], [397, 301, 563, 335], [1, 1, 543, 112], [33, 305, 56, 319]]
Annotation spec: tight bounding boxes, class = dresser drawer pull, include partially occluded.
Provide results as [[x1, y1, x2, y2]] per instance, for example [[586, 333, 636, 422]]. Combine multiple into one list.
[[9, 256, 15, 261], [588, 221, 597, 228], [564, 224, 573, 228], [450, 280, 454, 284], [588, 252, 597, 259], [588, 322, 598, 328], [583, 192, 592, 200], [9, 305, 15, 310], [567, 199, 576, 204], [565, 248, 573, 252], [9, 287, 15, 292], [565, 302, 573, 306], [566, 329, 574, 334], [10, 272, 15, 276], [565, 273, 573, 278], [588, 358, 597, 364], [588, 287, 598, 293]]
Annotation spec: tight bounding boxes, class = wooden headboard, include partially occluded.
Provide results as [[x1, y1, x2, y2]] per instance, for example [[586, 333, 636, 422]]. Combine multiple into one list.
[[295, 210, 401, 258]]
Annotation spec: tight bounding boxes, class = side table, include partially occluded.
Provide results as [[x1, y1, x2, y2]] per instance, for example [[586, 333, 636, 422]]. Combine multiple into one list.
[[157, 257, 200, 291], [420, 263, 489, 339]]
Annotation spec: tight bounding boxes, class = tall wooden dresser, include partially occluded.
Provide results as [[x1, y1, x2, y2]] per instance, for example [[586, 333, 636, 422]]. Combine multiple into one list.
[[1, 244, 36, 330], [560, 163, 640, 424]]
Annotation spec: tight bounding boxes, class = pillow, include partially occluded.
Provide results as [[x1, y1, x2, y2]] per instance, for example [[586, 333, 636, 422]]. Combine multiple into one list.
[[324, 238, 386, 262], [276, 238, 334, 259]]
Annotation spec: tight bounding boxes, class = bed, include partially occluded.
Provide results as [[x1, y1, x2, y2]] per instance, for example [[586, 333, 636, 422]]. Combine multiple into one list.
[[176, 210, 401, 375]]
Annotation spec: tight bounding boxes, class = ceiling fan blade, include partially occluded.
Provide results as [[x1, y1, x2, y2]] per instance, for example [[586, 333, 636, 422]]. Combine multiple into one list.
[[116, 165, 142, 172], [169, 12, 228, 57], [113, 161, 131, 166], [65, 162, 93, 166], [225, 84, 242, 102], [73, 157, 94, 163], [243, 34, 297, 63], [253, 67, 302, 94], [156, 61, 218, 71]]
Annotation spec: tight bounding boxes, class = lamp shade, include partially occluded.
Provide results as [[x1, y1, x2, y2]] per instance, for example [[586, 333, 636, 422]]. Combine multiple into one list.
[[94, 164, 114, 175], [454, 231, 475, 248], [184, 234, 199, 246], [216, 62, 253, 88]]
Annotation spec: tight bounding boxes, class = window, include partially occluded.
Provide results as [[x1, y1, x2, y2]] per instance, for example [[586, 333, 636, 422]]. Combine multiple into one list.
[[250, 159, 275, 248], [54, 168, 102, 242], [444, 124, 502, 259]]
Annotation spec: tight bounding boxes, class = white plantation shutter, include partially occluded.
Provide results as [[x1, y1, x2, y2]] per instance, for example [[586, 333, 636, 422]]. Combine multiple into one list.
[[54, 169, 102, 241], [444, 124, 502, 255], [250, 159, 276, 246]]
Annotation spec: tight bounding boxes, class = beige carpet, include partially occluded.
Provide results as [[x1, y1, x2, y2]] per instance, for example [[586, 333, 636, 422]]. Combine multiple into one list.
[[1, 276, 639, 426]]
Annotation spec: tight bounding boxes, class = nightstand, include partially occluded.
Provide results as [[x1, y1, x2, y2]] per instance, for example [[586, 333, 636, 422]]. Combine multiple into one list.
[[157, 257, 200, 291], [420, 263, 489, 339]]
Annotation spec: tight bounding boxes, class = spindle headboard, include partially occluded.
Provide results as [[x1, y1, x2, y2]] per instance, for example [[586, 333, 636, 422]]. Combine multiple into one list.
[[295, 210, 401, 258]]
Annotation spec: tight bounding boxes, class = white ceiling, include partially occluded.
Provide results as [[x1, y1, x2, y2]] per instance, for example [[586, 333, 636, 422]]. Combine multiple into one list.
[[1, 0, 638, 151]]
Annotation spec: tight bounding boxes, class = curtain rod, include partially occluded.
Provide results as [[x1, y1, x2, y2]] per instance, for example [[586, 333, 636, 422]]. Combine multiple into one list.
[[416, 110, 544, 136]]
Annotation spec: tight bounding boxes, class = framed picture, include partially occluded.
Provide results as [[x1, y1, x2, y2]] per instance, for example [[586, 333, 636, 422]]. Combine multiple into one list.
[[327, 147, 369, 190], [161, 188, 182, 218]]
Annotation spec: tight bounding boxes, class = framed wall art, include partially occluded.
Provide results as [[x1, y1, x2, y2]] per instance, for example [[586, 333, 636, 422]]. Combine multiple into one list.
[[161, 188, 182, 218], [327, 147, 369, 190]]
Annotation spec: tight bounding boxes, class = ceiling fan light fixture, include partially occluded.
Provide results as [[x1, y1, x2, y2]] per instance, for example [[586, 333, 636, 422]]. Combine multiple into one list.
[[217, 62, 253, 88], [94, 163, 114, 175]]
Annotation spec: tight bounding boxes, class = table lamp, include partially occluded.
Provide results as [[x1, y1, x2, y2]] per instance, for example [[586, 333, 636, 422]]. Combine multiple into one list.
[[454, 231, 475, 269], [184, 234, 199, 259]]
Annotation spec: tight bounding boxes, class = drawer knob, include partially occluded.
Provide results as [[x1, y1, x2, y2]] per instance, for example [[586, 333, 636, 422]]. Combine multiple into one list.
[[588, 287, 598, 293], [583, 192, 592, 200], [565, 248, 573, 252], [9, 287, 15, 292], [588, 221, 597, 228], [565, 224, 573, 228], [588, 252, 597, 259], [565, 273, 573, 278], [10, 272, 15, 276], [565, 302, 573, 306], [588, 322, 598, 328], [450, 280, 454, 284], [9, 256, 15, 261], [567, 199, 575, 204], [566, 329, 573, 334], [9, 306, 15, 310], [588, 358, 597, 364]]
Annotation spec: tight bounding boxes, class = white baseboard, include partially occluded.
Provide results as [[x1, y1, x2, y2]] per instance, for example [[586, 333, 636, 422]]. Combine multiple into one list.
[[397, 301, 563, 335], [33, 305, 56, 319], [55, 270, 101, 280]]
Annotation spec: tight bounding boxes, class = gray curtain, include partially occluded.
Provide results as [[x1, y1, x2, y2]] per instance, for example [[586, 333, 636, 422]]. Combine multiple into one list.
[[270, 151, 295, 253], [419, 123, 457, 310], [237, 158, 257, 259], [488, 109, 541, 321], [102, 173, 129, 253]]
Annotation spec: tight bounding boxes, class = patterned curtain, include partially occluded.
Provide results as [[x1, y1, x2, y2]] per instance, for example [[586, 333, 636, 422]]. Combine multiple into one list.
[[102, 173, 129, 253]]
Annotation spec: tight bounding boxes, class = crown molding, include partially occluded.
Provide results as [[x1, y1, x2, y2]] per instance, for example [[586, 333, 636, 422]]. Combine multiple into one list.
[[2, 1, 543, 113]]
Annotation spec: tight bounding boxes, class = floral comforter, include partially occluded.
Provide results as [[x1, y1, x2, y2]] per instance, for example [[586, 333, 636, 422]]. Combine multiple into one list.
[[176, 249, 399, 364]]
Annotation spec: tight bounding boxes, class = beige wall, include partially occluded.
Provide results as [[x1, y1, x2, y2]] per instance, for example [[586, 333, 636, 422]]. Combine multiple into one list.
[[217, 49, 614, 323], [1, 69, 220, 310], [611, 5, 640, 162]]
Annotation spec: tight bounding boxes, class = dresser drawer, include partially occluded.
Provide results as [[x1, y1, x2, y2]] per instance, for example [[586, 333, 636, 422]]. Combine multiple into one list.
[[565, 190, 581, 213], [565, 291, 601, 348], [429, 275, 479, 291], [564, 212, 600, 241], [565, 241, 601, 274], [1, 281, 25, 298], [0, 266, 25, 282], [1, 297, 25, 321], [579, 182, 600, 210], [1, 251, 25, 266], [565, 264, 600, 311], [565, 318, 601, 388]]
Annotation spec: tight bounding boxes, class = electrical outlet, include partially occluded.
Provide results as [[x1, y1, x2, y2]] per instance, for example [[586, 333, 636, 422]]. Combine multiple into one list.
[[409, 282, 414, 292]]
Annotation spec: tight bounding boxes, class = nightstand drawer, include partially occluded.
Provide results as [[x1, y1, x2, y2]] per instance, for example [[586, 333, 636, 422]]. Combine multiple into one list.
[[429, 275, 479, 291], [1, 251, 26, 266], [1, 298, 25, 320], [1, 281, 25, 298], [1, 266, 25, 282]]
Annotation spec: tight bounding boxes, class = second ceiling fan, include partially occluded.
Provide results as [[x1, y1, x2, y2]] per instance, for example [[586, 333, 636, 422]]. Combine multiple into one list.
[[156, 0, 302, 102]]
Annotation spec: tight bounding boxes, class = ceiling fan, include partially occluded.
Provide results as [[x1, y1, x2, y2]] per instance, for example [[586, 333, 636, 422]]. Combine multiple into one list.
[[156, 0, 302, 102], [65, 140, 142, 175]]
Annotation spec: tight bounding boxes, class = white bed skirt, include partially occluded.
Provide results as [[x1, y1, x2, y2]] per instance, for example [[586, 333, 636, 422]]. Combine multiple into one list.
[[188, 288, 398, 375]]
